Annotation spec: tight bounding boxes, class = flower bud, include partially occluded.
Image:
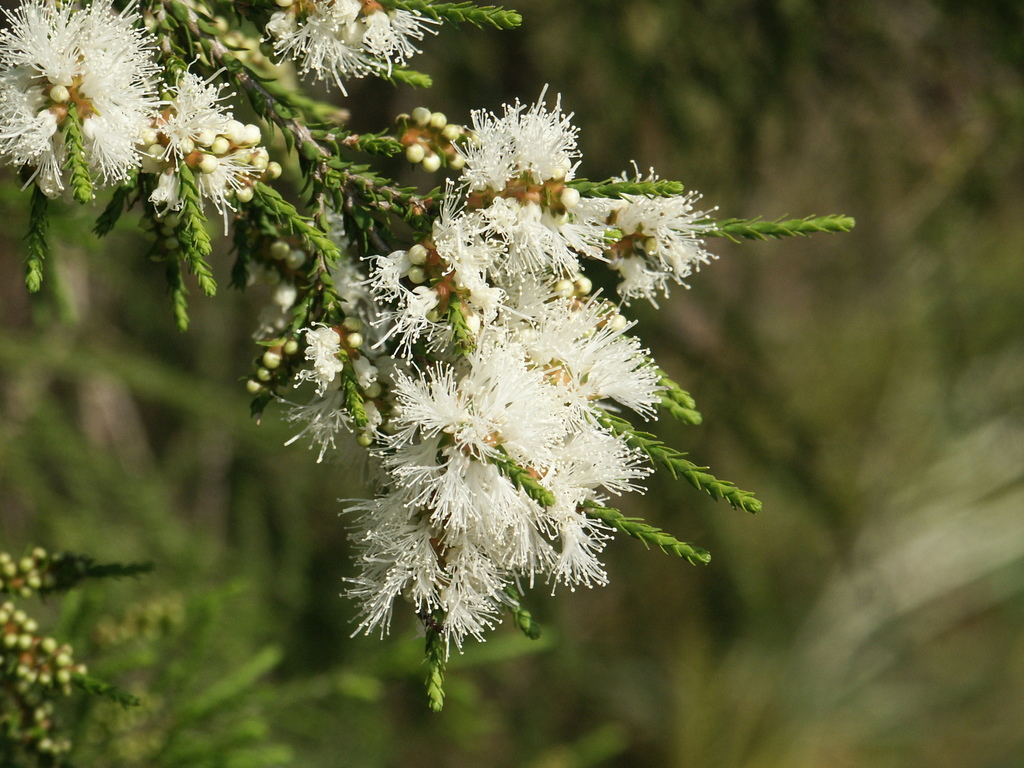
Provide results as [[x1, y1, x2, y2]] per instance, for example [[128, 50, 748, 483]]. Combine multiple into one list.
[[195, 129, 216, 147], [235, 186, 254, 203], [441, 124, 461, 141], [560, 187, 581, 210], [197, 154, 219, 174], [429, 112, 447, 129], [405, 143, 425, 164], [266, 161, 283, 179], [210, 136, 231, 156], [285, 249, 307, 269], [225, 120, 246, 145], [262, 350, 282, 369], [284, 339, 300, 355], [421, 153, 441, 173], [243, 123, 262, 146], [407, 244, 428, 265], [48, 85, 70, 104], [245, 379, 264, 395], [407, 266, 426, 284], [411, 106, 431, 126]]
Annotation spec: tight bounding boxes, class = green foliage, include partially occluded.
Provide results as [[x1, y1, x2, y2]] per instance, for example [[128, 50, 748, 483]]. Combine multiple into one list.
[[24, 185, 49, 293], [582, 501, 711, 566], [489, 449, 557, 508], [656, 371, 703, 425], [569, 178, 686, 198], [424, 628, 446, 713], [704, 214, 856, 242], [503, 587, 542, 640], [596, 410, 762, 514], [62, 102, 94, 205], [378, 0, 523, 29], [174, 165, 217, 298]]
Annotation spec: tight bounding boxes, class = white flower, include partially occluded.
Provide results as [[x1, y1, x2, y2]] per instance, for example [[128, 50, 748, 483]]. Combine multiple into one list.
[[607, 192, 716, 303], [0, 0, 159, 195], [295, 325, 346, 395], [284, 389, 352, 463], [144, 71, 267, 225], [266, 1, 438, 94], [458, 87, 579, 192]]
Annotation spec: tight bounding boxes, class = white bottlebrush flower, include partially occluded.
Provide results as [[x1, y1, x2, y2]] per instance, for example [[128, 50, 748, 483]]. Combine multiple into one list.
[[144, 71, 268, 224], [266, 0, 438, 94], [516, 294, 662, 420], [458, 87, 579, 192], [607, 192, 716, 304], [452, 92, 606, 279], [295, 325, 346, 395], [386, 330, 566, 466], [284, 388, 352, 463], [0, 0, 159, 195]]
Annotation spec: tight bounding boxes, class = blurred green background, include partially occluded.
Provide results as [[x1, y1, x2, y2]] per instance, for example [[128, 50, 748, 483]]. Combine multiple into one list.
[[3, 1, 1024, 766]]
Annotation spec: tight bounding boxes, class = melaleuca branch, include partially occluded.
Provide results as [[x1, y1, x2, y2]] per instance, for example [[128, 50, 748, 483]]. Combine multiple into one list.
[[489, 449, 557, 508], [24, 185, 49, 293], [503, 586, 542, 640], [72, 674, 140, 709], [596, 411, 762, 514], [704, 214, 856, 241], [582, 501, 711, 566], [570, 178, 686, 198], [377, 0, 523, 29], [424, 626, 447, 713], [656, 370, 703, 425]]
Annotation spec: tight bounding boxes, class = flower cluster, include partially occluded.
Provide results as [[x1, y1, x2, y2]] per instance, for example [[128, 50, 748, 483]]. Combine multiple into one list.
[[0, 0, 159, 196], [266, 0, 439, 93], [285, 93, 718, 650], [142, 71, 278, 225]]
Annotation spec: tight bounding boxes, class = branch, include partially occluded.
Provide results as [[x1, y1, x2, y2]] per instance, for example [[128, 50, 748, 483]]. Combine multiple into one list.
[[583, 501, 710, 566], [703, 215, 855, 242], [377, 0, 522, 28], [596, 411, 761, 514]]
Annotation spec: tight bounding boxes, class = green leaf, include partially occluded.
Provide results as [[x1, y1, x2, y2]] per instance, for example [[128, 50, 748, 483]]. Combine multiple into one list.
[[703, 215, 856, 242], [62, 101, 94, 204], [656, 370, 702, 425], [175, 164, 217, 297], [387, 67, 434, 89], [489, 449, 556, 507], [25, 185, 50, 292], [503, 587, 542, 639], [424, 627, 446, 712], [94, 181, 136, 237], [73, 673, 141, 708], [569, 178, 685, 198], [596, 410, 761, 514], [166, 258, 191, 332], [582, 501, 711, 566], [378, 0, 522, 29]]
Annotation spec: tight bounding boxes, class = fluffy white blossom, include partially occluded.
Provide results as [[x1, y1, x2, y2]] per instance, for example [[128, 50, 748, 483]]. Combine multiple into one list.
[[295, 325, 346, 395], [266, 0, 438, 94], [274, 92, 725, 651], [143, 71, 269, 224], [607, 192, 716, 304], [0, 0, 159, 195]]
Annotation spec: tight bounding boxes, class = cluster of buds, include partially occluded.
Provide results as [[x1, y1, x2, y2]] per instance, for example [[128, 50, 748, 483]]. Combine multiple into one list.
[[141, 115, 282, 207], [92, 594, 185, 648], [397, 108, 471, 172], [0, 698, 70, 760], [0, 549, 64, 599], [247, 336, 302, 396], [0, 602, 84, 696]]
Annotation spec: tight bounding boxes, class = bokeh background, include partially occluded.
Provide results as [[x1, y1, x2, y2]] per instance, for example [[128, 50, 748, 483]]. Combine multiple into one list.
[[2, 1, 1024, 766]]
